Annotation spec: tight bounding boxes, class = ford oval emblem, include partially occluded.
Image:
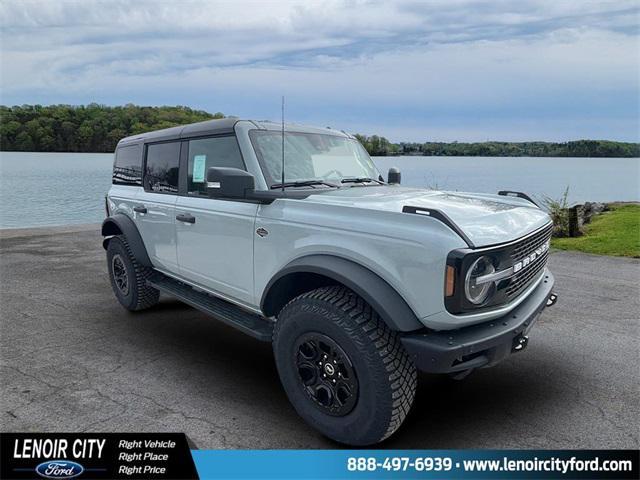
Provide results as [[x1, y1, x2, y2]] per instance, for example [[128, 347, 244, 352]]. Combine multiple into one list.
[[35, 460, 84, 479]]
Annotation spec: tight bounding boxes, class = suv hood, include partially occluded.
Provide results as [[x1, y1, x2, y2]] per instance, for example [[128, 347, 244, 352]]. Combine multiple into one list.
[[305, 186, 551, 247]]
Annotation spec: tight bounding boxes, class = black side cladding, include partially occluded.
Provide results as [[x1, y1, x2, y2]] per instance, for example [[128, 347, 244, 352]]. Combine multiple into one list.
[[101, 213, 152, 267], [261, 254, 424, 332]]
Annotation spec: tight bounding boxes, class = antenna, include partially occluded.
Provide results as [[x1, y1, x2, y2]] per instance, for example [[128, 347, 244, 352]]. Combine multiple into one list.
[[281, 96, 285, 192]]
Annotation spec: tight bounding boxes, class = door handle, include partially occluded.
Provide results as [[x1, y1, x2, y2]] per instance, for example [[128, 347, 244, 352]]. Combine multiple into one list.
[[133, 205, 147, 214], [176, 213, 196, 224]]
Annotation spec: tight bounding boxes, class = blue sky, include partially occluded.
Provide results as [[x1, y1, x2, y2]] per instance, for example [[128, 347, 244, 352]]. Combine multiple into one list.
[[1, 0, 638, 142]]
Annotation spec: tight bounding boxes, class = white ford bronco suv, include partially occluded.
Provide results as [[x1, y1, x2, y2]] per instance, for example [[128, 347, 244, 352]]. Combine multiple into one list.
[[102, 118, 557, 445]]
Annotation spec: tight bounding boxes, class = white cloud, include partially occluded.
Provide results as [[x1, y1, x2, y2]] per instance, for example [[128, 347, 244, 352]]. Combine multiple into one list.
[[0, 0, 638, 140]]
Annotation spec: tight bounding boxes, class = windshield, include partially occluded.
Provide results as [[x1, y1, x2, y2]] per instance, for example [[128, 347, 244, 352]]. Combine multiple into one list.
[[249, 130, 380, 187]]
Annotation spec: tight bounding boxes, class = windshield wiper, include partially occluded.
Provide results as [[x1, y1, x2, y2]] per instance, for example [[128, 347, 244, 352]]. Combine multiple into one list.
[[271, 180, 339, 189], [341, 177, 384, 185]]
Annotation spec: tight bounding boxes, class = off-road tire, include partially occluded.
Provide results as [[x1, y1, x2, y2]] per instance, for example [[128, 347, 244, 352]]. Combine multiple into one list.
[[273, 285, 417, 445], [106, 235, 159, 311]]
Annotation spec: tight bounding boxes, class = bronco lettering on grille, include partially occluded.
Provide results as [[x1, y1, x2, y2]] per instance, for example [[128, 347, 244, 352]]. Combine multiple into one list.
[[513, 240, 550, 273]]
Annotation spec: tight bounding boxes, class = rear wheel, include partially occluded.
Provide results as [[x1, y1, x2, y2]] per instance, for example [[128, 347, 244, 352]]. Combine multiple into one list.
[[107, 236, 159, 311], [273, 285, 417, 445]]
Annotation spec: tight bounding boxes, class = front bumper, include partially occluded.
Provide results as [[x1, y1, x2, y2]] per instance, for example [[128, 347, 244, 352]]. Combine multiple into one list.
[[400, 269, 556, 374]]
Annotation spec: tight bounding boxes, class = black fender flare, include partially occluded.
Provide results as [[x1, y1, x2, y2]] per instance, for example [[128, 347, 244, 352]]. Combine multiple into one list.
[[101, 213, 152, 268], [261, 255, 423, 332]]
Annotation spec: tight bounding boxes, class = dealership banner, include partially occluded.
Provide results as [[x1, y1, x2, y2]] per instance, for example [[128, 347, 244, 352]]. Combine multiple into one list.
[[1, 433, 198, 479], [192, 450, 638, 479], [1, 433, 638, 479]]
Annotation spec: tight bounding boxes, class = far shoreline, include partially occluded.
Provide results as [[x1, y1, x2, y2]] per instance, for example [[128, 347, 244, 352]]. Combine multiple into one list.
[[1, 150, 639, 159], [3, 105, 638, 158]]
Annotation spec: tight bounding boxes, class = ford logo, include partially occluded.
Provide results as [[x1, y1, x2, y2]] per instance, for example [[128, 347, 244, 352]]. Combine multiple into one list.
[[35, 460, 84, 479]]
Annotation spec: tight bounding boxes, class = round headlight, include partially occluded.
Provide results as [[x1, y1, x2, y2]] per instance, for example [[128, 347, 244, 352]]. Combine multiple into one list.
[[465, 256, 496, 305]]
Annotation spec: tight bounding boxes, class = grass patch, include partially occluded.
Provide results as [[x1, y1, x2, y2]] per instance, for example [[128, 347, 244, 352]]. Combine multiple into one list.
[[551, 204, 640, 258]]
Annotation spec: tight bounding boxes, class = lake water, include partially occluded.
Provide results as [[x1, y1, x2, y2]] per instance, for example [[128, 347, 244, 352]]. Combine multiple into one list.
[[374, 156, 640, 204], [0, 152, 638, 229]]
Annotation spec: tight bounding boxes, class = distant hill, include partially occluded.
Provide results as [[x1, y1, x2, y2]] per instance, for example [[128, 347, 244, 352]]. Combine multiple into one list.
[[1, 104, 638, 157], [354, 134, 640, 158], [0, 104, 222, 153]]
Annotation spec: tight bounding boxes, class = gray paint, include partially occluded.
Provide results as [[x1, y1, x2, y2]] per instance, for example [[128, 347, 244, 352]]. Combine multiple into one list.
[[134, 190, 179, 270], [106, 118, 553, 331]]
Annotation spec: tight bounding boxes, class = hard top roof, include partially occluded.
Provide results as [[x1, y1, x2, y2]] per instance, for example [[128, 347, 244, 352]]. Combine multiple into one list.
[[116, 118, 352, 146]]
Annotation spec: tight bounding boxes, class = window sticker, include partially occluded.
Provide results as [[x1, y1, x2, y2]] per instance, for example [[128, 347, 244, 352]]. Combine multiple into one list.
[[192, 155, 206, 183]]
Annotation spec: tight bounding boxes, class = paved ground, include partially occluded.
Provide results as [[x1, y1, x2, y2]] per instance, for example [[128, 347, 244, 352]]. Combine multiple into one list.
[[1, 226, 638, 449]]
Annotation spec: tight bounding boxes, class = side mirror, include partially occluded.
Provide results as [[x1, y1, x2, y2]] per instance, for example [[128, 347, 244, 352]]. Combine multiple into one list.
[[387, 167, 401, 185], [207, 167, 255, 199]]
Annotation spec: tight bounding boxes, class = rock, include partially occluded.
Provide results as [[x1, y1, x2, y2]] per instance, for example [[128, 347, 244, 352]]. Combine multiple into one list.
[[565, 202, 608, 237], [579, 202, 607, 226]]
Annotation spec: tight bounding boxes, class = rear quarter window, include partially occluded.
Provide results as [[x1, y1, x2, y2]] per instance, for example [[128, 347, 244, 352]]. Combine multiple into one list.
[[144, 141, 181, 194], [113, 144, 143, 185]]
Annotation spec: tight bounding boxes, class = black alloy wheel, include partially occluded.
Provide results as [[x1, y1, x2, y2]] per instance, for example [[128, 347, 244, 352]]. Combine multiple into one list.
[[111, 254, 130, 296], [273, 285, 417, 445], [295, 333, 358, 416]]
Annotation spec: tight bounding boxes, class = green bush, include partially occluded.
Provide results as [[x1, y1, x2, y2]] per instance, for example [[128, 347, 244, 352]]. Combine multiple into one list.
[[542, 186, 570, 237]]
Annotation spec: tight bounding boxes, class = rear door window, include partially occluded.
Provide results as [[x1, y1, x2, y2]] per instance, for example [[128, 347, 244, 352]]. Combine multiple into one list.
[[144, 142, 181, 193], [113, 144, 142, 185], [187, 136, 245, 196]]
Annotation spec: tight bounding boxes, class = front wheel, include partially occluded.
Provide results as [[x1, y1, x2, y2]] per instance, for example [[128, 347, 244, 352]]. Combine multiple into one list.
[[273, 286, 417, 445]]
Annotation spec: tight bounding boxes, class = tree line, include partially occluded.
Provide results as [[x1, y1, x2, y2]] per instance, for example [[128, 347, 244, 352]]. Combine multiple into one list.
[[354, 134, 640, 158], [1, 104, 638, 157], [0, 104, 221, 153]]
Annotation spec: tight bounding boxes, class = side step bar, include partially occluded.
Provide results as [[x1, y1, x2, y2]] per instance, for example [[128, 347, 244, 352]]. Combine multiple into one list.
[[147, 273, 274, 342]]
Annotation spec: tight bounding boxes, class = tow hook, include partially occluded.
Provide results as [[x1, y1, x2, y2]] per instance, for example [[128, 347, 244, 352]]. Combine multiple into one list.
[[546, 292, 558, 307], [512, 335, 529, 353]]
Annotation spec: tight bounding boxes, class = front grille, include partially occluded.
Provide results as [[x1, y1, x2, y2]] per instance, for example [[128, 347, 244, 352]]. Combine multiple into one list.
[[510, 223, 553, 261], [445, 221, 554, 314], [505, 223, 553, 298], [506, 250, 548, 297]]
